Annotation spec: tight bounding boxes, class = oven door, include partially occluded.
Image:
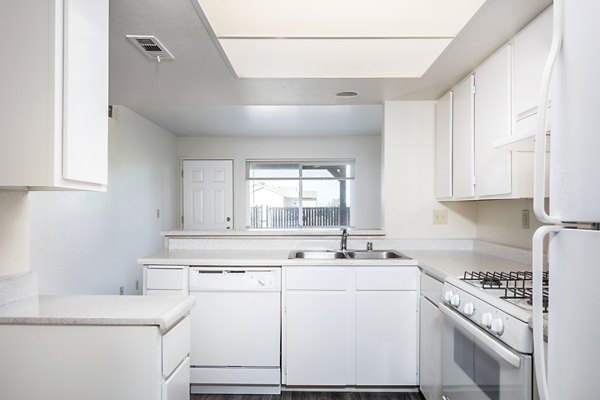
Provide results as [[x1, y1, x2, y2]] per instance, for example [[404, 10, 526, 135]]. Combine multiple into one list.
[[440, 304, 532, 400]]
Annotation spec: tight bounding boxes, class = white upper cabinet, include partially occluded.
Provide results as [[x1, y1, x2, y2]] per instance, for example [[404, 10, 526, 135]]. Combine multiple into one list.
[[474, 45, 512, 197], [435, 92, 453, 199], [512, 7, 553, 121], [0, 0, 108, 191], [451, 75, 475, 199]]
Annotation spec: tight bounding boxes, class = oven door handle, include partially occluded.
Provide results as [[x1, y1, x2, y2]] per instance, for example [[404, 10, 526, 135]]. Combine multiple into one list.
[[439, 303, 522, 369]]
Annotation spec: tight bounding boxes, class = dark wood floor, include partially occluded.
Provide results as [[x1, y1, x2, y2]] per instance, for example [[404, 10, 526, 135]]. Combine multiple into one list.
[[192, 392, 424, 400]]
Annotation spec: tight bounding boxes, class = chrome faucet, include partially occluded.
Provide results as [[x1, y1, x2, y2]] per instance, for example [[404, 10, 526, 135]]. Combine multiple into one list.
[[341, 229, 349, 251]]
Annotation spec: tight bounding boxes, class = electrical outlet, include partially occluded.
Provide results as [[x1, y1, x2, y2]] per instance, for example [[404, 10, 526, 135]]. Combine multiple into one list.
[[433, 209, 448, 225], [521, 209, 530, 229], [119, 286, 124, 295], [156, 209, 160, 218]]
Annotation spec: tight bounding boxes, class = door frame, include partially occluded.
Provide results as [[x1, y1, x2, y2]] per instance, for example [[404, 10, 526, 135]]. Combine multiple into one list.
[[179, 158, 235, 230]]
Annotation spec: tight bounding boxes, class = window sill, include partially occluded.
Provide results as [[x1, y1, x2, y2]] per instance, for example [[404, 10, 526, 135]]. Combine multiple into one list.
[[161, 229, 385, 238]]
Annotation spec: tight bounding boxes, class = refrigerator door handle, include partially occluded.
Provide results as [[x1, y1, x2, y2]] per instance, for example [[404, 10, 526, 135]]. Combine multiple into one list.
[[533, 0, 564, 225], [533, 225, 562, 400]]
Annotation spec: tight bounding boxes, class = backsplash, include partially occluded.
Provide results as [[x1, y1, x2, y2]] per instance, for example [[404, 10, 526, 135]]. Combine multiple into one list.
[[0, 191, 29, 276], [0, 272, 37, 306]]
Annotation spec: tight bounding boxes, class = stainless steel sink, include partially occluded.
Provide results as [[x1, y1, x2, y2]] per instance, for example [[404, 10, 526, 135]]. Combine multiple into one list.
[[289, 250, 411, 260], [290, 250, 348, 259], [347, 250, 410, 260]]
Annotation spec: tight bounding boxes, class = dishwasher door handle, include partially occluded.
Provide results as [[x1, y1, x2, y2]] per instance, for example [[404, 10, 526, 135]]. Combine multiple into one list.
[[196, 270, 247, 274]]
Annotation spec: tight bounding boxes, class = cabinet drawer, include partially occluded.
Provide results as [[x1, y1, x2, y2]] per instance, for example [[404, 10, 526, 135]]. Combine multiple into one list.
[[162, 357, 190, 400], [421, 272, 443, 304], [163, 317, 191, 377], [146, 289, 185, 296], [286, 268, 348, 290], [147, 268, 185, 290], [356, 267, 417, 291]]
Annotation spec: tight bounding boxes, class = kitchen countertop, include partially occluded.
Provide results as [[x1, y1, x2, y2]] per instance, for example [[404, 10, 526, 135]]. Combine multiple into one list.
[[139, 249, 528, 278], [0, 294, 195, 333], [405, 250, 530, 282]]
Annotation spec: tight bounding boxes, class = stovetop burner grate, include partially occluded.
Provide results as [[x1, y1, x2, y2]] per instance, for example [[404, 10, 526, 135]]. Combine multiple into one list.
[[461, 270, 549, 313]]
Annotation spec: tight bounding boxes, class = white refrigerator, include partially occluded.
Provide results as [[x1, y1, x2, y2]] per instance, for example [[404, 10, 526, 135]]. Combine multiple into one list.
[[532, 0, 600, 399]]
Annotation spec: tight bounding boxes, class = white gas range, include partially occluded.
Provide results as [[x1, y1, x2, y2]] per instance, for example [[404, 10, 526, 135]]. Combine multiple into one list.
[[440, 269, 549, 400]]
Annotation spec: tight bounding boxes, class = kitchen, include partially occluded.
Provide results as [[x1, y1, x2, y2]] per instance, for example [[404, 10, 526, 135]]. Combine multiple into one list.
[[0, 0, 598, 399]]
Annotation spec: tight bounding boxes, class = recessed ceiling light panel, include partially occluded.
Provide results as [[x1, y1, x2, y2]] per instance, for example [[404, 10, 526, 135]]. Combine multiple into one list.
[[191, 0, 485, 78], [196, 0, 487, 38], [219, 38, 452, 78]]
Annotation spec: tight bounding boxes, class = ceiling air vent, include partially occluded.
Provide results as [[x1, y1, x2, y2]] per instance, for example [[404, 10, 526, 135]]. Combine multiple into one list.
[[126, 35, 174, 62]]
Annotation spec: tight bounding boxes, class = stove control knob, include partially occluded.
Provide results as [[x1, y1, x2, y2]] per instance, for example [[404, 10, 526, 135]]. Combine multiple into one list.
[[450, 294, 461, 308], [491, 318, 505, 336], [463, 302, 475, 316], [444, 290, 454, 303], [482, 312, 493, 328]]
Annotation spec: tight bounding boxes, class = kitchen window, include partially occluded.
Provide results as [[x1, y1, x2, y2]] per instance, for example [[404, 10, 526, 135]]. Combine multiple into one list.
[[246, 160, 355, 229]]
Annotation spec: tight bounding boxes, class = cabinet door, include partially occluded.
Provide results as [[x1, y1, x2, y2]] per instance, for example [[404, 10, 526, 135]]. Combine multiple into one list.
[[513, 7, 552, 120], [356, 291, 417, 386], [474, 45, 512, 197], [435, 91, 453, 199], [286, 291, 349, 385], [419, 296, 443, 400], [452, 75, 475, 198], [62, 0, 109, 185]]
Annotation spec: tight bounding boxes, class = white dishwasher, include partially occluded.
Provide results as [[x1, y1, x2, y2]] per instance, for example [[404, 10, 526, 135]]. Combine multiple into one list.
[[188, 267, 281, 394]]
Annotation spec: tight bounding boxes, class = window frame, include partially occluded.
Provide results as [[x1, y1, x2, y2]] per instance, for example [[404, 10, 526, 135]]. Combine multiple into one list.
[[246, 159, 356, 229]]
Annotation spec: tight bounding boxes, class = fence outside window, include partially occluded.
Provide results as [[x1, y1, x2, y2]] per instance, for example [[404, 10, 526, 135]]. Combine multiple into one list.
[[250, 206, 351, 228]]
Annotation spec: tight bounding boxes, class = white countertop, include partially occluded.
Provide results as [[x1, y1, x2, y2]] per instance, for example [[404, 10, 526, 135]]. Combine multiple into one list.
[[0, 295, 196, 333], [138, 248, 528, 276], [405, 250, 530, 282]]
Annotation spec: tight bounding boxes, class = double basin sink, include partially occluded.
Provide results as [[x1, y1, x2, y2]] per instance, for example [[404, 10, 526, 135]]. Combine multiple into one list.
[[289, 249, 411, 260]]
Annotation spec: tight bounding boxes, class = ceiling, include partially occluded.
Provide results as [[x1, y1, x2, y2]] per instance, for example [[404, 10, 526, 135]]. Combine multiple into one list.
[[130, 105, 382, 137], [109, 0, 551, 136]]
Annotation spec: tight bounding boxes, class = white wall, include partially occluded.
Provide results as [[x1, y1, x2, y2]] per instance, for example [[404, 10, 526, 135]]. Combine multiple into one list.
[[177, 135, 383, 230], [0, 191, 29, 276], [30, 107, 179, 295], [383, 101, 478, 239], [477, 199, 545, 249]]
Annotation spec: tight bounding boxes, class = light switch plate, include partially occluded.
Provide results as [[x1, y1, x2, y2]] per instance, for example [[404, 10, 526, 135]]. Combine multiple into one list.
[[521, 209, 530, 229], [433, 209, 448, 224]]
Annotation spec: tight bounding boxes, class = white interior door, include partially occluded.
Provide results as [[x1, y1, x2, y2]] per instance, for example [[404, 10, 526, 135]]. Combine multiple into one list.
[[183, 160, 233, 230]]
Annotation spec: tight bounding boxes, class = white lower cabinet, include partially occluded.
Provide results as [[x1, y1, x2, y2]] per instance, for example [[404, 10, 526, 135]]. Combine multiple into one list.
[[144, 265, 189, 295], [283, 266, 419, 387], [286, 291, 350, 385], [163, 357, 191, 400], [0, 317, 191, 400], [419, 273, 443, 400], [356, 291, 417, 385]]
